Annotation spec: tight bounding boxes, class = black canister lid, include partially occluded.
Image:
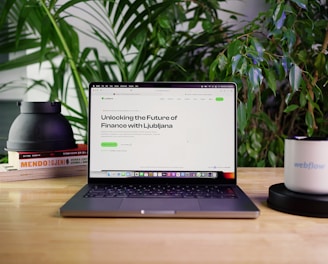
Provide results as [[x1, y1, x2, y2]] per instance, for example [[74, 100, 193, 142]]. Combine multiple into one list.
[[6, 101, 76, 151], [18, 101, 61, 114]]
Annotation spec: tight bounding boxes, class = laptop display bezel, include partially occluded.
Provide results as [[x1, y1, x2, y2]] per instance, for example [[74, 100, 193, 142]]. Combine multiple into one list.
[[87, 82, 237, 185]]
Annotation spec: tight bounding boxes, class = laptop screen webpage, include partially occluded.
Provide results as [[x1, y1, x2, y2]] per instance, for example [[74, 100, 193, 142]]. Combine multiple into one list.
[[89, 82, 236, 182]]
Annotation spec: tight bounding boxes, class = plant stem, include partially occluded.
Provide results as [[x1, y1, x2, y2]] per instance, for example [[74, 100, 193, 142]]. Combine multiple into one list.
[[305, 28, 328, 131], [38, 0, 88, 109]]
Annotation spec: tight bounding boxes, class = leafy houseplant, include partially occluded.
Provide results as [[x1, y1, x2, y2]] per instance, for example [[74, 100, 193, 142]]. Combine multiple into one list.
[[4, 0, 326, 168], [0, 0, 232, 143], [210, 0, 328, 167]]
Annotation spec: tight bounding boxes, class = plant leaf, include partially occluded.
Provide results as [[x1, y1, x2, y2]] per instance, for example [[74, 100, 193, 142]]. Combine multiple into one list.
[[314, 53, 326, 73], [231, 54, 242, 75], [305, 110, 313, 128], [305, 111, 314, 136], [227, 39, 242, 59], [209, 59, 218, 81], [248, 66, 263, 89], [282, 56, 291, 76], [299, 92, 307, 107], [238, 59, 248, 76], [202, 20, 213, 33], [250, 130, 262, 151], [289, 64, 302, 92], [273, 3, 286, 29], [268, 151, 277, 167], [264, 68, 277, 95], [0, 50, 58, 71], [158, 15, 171, 29], [290, 0, 308, 9], [284, 29, 296, 52], [217, 54, 227, 71], [284, 104, 299, 113], [250, 38, 264, 58], [237, 102, 247, 135]]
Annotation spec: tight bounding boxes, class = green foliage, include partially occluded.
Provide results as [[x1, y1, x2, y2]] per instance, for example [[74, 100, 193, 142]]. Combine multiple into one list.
[[0, 154, 8, 164], [0, 0, 231, 142], [1, 0, 327, 167], [210, 0, 328, 166]]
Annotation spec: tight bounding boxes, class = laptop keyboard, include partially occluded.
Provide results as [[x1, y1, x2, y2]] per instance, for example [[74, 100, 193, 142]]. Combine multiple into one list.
[[84, 184, 237, 199]]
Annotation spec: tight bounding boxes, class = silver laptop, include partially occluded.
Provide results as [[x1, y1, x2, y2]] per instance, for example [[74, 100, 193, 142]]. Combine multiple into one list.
[[60, 82, 259, 218]]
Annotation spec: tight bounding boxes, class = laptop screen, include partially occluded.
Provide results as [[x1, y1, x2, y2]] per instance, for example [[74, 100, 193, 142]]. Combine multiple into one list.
[[88, 82, 236, 182]]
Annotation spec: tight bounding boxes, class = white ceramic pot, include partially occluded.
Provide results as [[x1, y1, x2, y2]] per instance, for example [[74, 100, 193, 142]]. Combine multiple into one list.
[[284, 137, 328, 194]]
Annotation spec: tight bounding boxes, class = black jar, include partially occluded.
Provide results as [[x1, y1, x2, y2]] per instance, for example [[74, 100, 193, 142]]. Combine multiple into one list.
[[6, 102, 76, 151]]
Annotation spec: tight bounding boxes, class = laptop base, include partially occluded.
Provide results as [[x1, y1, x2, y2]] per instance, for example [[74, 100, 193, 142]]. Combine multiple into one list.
[[60, 184, 260, 218]]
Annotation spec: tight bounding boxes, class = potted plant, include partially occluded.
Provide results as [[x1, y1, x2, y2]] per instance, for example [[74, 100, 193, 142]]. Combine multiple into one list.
[[0, 0, 233, 143], [210, 0, 328, 166]]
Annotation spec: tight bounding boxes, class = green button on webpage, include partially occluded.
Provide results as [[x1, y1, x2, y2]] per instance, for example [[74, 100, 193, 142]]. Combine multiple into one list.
[[215, 97, 224, 102], [101, 142, 118, 147]]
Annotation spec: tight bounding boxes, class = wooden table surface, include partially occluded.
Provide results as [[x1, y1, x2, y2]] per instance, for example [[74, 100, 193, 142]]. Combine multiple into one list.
[[1, 168, 328, 264]]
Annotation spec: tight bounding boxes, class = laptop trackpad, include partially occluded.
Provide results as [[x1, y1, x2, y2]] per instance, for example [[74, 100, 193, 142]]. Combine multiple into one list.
[[120, 198, 200, 211]]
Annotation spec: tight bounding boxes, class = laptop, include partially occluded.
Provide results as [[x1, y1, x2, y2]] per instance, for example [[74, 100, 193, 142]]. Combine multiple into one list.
[[60, 82, 260, 218]]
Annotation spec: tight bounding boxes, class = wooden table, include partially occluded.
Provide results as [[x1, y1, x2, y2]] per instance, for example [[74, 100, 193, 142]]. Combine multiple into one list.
[[1, 168, 328, 264]]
